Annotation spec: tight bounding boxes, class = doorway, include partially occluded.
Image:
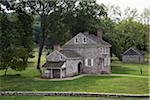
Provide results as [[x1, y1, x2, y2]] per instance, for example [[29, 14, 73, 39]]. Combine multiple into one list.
[[78, 62, 82, 74], [53, 69, 60, 78]]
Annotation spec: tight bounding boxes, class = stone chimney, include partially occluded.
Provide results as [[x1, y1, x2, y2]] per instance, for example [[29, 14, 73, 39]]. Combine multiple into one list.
[[53, 44, 62, 51], [96, 30, 103, 39]]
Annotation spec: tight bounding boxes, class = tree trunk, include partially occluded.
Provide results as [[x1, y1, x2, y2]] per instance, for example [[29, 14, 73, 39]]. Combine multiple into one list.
[[37, 39, 45, 73], [4, 67, 8, 76], [36, 14, 47, 73]]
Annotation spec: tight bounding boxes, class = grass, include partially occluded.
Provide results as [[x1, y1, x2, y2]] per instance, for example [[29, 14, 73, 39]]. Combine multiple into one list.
[[0, 74, 149, 94], [0, 49, 149, 94], [0, 96, 149, 100], [111, 60, 150, 76]]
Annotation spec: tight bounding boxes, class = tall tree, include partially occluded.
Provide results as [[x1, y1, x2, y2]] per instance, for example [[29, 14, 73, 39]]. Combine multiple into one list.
[[15, 8, 34, 58], [0, 1, 34, 75], [0, 12, 29, 75], [0, 12, 14, 75]]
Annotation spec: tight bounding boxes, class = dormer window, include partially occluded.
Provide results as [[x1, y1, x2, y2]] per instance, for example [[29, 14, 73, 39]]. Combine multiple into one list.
[[82, 37, 87, 44], [74, 38, 79, 44], [59, 55, 63, 60]]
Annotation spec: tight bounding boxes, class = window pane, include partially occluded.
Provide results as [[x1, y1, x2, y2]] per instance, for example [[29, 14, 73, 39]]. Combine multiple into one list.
[[88, 59, 91, 66]]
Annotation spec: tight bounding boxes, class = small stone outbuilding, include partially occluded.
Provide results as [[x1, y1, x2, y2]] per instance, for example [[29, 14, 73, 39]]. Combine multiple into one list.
[[122, 48, 144, 63], [42, 50, 83, 78]]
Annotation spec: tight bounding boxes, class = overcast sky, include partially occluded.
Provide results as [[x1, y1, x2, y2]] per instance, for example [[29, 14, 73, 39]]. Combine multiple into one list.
[[96, 0, 150, 13]]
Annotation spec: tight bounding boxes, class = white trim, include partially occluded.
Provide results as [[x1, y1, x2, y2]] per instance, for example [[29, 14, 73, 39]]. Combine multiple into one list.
[[74, 38, 79, 44], [61, 62, 66, 68], [123, 48, 142, 55], [82, 37, 87, 44], [91, 59, 94, 66], [85, 59, 88, 66]]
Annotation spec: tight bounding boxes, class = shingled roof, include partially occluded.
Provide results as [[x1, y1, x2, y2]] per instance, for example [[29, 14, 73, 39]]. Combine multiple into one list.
[[63, 32, 111, 48], [42, 61, 65, 68], [123, 48, 144, 55], [83, 33, 111, 46], [60, 50, 82, 58]]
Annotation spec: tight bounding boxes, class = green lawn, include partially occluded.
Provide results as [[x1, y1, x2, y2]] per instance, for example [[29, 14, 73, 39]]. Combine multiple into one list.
[[0, 49, 149, 94], [0, 96, 149, 100], [0, 72, 149, 94], [111, 61, 150, 76]]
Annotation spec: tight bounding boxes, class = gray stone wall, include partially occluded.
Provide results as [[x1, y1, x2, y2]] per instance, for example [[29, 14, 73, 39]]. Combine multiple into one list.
[[65, 59, 83, 76], [64, 47, 111, 74]]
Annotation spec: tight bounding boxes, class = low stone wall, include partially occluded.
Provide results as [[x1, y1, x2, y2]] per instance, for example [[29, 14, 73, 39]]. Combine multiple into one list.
[[0, 91, 149, 97]]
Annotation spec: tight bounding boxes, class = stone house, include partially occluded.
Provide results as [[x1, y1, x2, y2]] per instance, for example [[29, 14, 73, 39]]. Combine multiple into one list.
[[42, 31, 111, 78], [122, 47, 144, 63]]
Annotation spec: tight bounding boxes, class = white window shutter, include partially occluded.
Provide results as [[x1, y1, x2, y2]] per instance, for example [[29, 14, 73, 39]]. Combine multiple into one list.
[[91, 59, 94, 66], [85, 59, 88, 66]]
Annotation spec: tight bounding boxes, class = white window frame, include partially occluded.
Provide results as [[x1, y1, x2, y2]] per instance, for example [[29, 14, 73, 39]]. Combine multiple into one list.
[[74, 38, 79, 44], [85, 59, 88, 66], [91, 59, 94, 66], [85, 58, 93, 66], [82, 37, 87, 44]]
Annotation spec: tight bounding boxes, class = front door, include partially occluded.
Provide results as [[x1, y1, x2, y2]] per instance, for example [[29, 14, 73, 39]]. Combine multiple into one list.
[[53, 69, 60, 78]]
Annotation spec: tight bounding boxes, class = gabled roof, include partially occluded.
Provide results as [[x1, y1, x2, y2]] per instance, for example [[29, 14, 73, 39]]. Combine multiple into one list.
[[60, 50, 82, 58], [63, 32, 111, 48], [123, 47, 144, 56], [42, 61, 65, 68], [83, 33, 111, 47]]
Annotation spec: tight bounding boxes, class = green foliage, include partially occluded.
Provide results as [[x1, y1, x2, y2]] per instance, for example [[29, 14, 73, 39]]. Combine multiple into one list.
[[45, 0, 108, 48], [70, 0, 107, 35], [15, 8, 34, 55], [105, 19, 148, 60], [0, 9, 34, 75]]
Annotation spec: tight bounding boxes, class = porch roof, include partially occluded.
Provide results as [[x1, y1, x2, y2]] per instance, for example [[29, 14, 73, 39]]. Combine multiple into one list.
[[42, 61, 65, 68]]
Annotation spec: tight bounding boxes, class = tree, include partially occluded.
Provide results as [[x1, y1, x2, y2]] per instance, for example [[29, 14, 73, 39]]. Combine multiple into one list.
[[0, 13, 29, 75], [0, 13, 14, 75], [0, 1, 34, 75], [69, 0, 107, 36], [15, 8, 34, 58], [25, 0, 64, 73]]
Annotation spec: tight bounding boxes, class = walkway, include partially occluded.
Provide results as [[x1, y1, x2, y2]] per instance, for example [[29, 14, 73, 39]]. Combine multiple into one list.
[[35, 74, 150, 81], [110, 74, 150, 78]]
